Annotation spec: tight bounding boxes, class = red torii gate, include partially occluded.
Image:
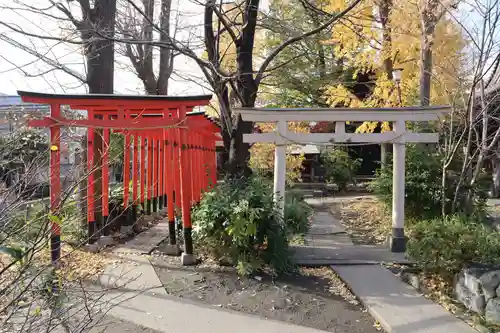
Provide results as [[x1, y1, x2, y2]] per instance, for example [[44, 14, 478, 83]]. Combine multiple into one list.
[[18, 91, 218, 266]]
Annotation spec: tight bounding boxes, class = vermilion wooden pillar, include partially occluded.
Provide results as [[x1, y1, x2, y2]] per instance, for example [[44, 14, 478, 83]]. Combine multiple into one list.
[[132, 134, 138, 221], [156, 137, 161, 211], [123, 131, 131, 213], [166, 127, 177, 246], [196, 135, 202, 201], [140, 136, 146, 213], [187, 133, 194, 205], [49, 103, 61, 264], [173, 111, 181, 210], [147, 136, 153, 215], [102, 123, 110, 237], [178, 106, 195, 264], [87, 112, 97, 244], [210, 141, 216, 189], [152, 138, 158, 213], [158, 136, 164, 211], [193, 135, 200, 202], [201, 139, 207, 192], [162, 127, 168, 208]]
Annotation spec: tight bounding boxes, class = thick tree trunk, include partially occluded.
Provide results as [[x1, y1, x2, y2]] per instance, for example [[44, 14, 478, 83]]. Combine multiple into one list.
[[420, 2, 436, 107], [223, 0, 260, 177], [157, 0, 173, 95], [83, 0, 117, 232], [378, 0, 393, 168]]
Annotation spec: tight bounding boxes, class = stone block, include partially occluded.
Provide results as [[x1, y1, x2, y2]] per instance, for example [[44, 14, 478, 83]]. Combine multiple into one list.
[[157, 243, 181, 256], [400, 271, 420, 291], [181, 253, 197, 266], [461, 268, 483, 295], [120, 225, 134, 236], [455, 274, 486, 313], [481, 271, 500, 301], [83, 243, 100, 253], [98, 236, 116, 247], [485, 298, 500, 324]]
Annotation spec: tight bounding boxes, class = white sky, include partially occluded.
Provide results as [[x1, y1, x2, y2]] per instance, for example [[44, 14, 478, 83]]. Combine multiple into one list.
[[0, 0, 216, 96]]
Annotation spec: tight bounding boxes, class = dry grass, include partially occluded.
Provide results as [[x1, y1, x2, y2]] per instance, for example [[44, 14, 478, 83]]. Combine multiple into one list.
[[0, 244, 112, 311], [301, 267, 360, 306], [331, 196, 391, 245]]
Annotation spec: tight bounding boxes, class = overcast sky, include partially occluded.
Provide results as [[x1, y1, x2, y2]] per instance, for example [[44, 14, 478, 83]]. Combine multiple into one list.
[[0, 0, 219, 96]]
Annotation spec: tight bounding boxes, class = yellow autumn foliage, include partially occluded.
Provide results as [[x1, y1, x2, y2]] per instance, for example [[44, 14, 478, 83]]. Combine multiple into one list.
[[250, 122, 309, 183], [324, 0, 466, 133]]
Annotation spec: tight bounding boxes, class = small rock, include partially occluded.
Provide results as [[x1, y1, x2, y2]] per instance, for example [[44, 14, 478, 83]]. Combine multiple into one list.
[[455, 281, 486, 313], [485, 298, 500, 324], [475, 324, 490, 333], [496, 283, 500, 299], [273, 299, 287, 309], [480, 271, 500, 300], [254, 276, 262, 282], [401, 271, 420, 291], [462, 270, 483, 295]]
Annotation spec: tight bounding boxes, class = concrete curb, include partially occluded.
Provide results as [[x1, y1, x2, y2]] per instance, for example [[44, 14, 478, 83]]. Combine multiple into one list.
[[332, 265, 476, 333]]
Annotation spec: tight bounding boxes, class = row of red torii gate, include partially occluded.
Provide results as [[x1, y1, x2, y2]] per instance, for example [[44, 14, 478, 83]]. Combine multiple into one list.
[[19, 91, 219, 265]]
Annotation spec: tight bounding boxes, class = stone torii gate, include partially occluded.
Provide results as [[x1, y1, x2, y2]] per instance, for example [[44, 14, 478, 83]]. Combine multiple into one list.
[[235, 106, 451, 252], [19, 91, 219, 266]]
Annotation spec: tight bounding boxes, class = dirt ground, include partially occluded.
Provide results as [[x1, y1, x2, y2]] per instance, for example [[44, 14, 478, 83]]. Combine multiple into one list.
[[150, 254, 381, 333], [328, 195, 390, 245]]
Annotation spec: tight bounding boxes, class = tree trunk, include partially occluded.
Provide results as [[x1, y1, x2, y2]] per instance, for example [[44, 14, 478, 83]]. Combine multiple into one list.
[[224, 0, 260, 177], [83, 0, 117, 231], [420, 2, 436, 107], [378, 0, 393, 168], [157, 0, 173, 95]]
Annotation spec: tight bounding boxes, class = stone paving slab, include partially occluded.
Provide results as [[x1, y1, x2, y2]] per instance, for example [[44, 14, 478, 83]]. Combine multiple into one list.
[[99, 252, 332, 333], [292, 244, 412, 265], [308, 211, 346, 235], [112, 219, 169, 255], [333, 265, 476, 333], [305, 234, 353, 246]]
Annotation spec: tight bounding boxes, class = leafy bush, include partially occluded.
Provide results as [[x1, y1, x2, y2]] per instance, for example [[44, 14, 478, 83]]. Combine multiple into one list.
[[284, 193, 312, 234], [370, 145, 488, 219], [371, 145, 443, 218], [192, 176, 295, 276], [408, 215, 500, 278], [320, 148, 361, 191]]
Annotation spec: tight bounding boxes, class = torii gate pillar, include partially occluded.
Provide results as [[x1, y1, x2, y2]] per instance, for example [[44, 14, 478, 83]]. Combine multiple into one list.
[[274, 120, 287, 216]]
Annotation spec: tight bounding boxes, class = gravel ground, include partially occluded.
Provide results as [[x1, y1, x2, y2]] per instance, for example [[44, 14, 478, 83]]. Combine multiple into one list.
[[86, 315, 163, 333], [151, 254, 381, 333]]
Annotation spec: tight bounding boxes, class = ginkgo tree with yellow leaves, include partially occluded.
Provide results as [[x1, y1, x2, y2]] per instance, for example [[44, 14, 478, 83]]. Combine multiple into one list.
[[323, 0, 466, 131]]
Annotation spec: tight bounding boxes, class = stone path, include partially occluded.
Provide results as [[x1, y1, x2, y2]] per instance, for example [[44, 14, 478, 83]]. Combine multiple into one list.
[[298, 197, 476, 333], [291, 201, 410, 265], [112, 218, 168, 255]]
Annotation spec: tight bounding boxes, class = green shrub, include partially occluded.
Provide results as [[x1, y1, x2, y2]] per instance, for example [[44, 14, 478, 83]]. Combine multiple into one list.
[[370, 145, 488, 219], [320, 148, 361, 191], [284, 193, 312, 234], [408, 215, 500, 278], [370, 145, 443, 219], [192, 175, 294, 276]]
